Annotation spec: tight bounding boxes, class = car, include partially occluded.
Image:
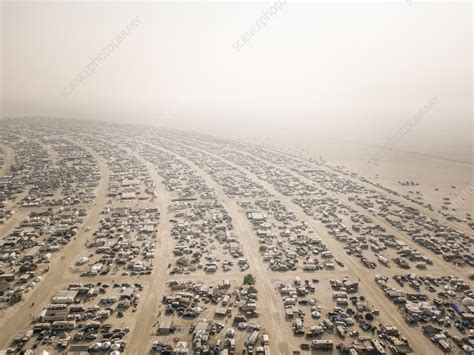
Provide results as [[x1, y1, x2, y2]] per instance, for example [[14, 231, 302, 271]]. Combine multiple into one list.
[[300, 344, 310, 350], [84, 333, 97, 340]]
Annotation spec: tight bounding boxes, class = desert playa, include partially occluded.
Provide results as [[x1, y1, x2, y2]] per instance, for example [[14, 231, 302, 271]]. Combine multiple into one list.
[[1, 1, 472, 354], [0, 118, 472, 355]]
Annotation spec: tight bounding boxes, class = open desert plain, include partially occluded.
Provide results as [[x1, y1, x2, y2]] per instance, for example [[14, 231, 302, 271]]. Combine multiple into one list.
[[0, 118, 472, 355], [1, 1, 472, 354]]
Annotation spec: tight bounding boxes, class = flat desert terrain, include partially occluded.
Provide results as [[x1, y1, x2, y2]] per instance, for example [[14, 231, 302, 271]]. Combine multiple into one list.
[[0, 118, 472, 355]]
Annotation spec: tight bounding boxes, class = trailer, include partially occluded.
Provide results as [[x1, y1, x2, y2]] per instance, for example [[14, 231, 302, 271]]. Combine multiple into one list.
[[311, 339, 333, 350]]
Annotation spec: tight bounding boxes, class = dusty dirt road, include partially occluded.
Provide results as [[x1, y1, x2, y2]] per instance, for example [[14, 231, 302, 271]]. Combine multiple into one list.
[[0, 134, 457, 355], [248, 154, 473, 280], [0, 143, 14, 176], [124, 153, 175, 355], [0, 144, 110, 348], [259, 145, 474, 238], [182, 138, 471, 280], [155, 137, 442, 355], [131, 140, 292, 354]]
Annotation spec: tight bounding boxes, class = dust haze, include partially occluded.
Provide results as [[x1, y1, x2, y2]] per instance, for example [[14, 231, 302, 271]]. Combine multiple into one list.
[[2, 2, 472, 149], [1, 2, 474, 354]]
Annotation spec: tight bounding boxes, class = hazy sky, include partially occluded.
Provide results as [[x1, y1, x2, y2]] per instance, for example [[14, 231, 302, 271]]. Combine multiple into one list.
[[1, 1, 472, 145]]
